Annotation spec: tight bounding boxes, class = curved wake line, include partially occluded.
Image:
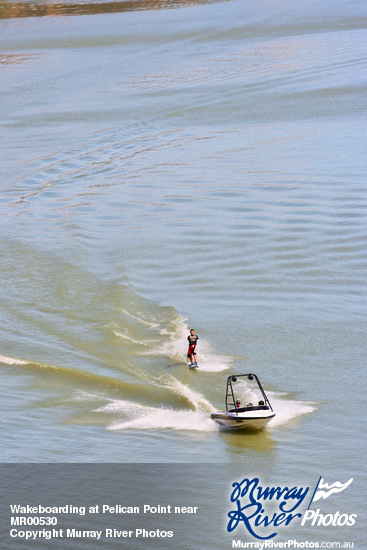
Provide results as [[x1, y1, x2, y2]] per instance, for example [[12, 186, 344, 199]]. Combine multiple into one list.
[[0, 352, 175, 404], [1, 351, 217, 414], [0, 354, 30, 366], [119, 309, 160, 329], [110, 412, 218, 432], [113, 330, 152, 347], [98, 399, 219, 432], [163, 375, 215, 413]]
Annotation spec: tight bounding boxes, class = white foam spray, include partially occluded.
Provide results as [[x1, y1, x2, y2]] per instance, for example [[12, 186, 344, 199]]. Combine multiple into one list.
[[149, 317, 231, 372], [266, 391, 316, 428], [0, 354, 30, 366], [97, 399, 219, 432], [161, 374, 215, 413]]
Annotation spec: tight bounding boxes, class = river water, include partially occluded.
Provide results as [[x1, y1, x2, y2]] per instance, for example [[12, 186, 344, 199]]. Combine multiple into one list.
[[0, 0, 366, 546]]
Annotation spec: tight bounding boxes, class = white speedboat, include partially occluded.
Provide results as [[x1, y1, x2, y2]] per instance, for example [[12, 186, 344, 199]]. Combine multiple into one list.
[[210, 373, 275, 431]]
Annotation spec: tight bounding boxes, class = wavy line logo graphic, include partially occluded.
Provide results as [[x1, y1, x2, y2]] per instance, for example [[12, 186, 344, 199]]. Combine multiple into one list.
[[308, 477, 353, 508]]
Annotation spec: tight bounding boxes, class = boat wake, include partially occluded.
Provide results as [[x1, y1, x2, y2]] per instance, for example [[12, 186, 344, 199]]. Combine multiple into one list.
[[99, 399, 218, 432], [266, 391, 316, 428], [0, 354, 30, 366], [94, 372, 219, 432], [89, 383, 315, 434], [1, 352, 315, 434], [113, 315, 231, 372]]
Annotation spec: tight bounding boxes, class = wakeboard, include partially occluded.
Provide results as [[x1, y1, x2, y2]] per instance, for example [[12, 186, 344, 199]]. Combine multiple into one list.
[[188, 364, 199, 369]]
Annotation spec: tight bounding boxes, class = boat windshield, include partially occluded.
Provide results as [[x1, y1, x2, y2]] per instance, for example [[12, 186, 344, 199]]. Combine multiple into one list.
[[225, 373, 273, 412]]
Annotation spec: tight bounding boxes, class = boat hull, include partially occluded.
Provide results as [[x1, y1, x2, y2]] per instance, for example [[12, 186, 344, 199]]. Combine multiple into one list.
[[210, 411, 275, 431]]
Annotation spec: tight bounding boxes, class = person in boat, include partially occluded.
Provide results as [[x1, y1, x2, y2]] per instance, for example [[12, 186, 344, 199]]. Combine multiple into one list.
[[187, 329, 199, 366], [235, 400, 241, 408]]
